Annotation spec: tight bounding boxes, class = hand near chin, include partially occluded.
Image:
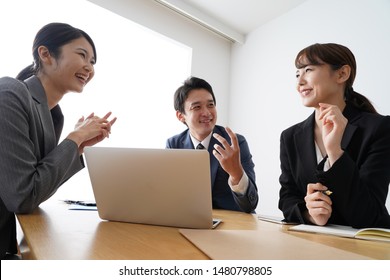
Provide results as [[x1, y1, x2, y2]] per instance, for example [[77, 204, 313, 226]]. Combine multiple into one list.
[[318, 103, 347, 165]]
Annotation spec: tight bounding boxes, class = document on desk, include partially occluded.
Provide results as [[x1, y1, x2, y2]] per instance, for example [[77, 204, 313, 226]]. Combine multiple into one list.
[[289, 224, 390, 242], [179, 229, 370, 260], [257, 214, 297, 225], [62, 200, 98, 211]]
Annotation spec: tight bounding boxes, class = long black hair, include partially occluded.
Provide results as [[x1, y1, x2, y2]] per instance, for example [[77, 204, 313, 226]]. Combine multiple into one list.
[[16, 22, 96, 81], [295, 43, 377, 114]]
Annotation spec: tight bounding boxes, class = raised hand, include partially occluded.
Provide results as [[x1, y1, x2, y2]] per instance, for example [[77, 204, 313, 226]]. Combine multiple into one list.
[[318, 103, 347, 165], [212, 127, 244, 185], [67, 112, 117, 154]]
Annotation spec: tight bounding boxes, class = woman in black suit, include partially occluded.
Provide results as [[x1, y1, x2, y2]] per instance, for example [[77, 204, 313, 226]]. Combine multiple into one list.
[[279, 43, 390, 228]]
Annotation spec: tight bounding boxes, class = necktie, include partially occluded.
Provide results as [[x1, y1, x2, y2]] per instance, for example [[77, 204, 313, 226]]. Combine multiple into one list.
[[196, 143, 205, 150]]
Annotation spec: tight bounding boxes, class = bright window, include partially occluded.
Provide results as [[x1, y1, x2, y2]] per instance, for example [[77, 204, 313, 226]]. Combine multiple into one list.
[[0, 0, 192, 200], [0, 0, 192, 148]]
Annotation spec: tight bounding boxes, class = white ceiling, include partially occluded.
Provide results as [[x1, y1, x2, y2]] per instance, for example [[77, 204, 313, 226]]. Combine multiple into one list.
[[155, 0, 308, 43], [167, 0, 308, 34]]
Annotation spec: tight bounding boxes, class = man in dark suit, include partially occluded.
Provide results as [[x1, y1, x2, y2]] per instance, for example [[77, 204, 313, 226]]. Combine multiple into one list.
[[166, 77, 258, 213]]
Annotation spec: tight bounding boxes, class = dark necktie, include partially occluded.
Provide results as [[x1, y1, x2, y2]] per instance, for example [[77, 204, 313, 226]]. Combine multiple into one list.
[[196, 143, 205, 150]]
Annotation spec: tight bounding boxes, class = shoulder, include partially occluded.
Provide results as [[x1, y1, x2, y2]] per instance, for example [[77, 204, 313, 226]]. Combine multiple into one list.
[[281, 114, 313, 139], [350, 110, 390, 132], [167, 129, 189, 143], [0, 76, 27, 92], [0, 76, 30, 104], [343, 103, 389, 127]]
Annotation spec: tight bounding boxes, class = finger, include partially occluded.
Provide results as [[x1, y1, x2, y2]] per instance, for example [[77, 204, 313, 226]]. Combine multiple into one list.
[[212, 133, 230, 150], [213, 144, 225, 156], [306, 196, 331, 209], [309, 206, 331, 216], [212, 149, 222, 161], [307, 183, 327, 194], [225, 127, 238, 148], [311, 199, 332, 211], [86, 112, 95, 119], [319, 194, 332, 205], [102, 111, 112, 119], [318, 103, 340, 119], [103, 120, 115, 133], [109, 117, 117, 126], [318, 106, 332, 120], [318, 103, 332, 109], [322, 114, 336, 126]]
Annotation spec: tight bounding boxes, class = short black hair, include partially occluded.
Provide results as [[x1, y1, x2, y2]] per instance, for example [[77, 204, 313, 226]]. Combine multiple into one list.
[[173, 76, 216, 114]]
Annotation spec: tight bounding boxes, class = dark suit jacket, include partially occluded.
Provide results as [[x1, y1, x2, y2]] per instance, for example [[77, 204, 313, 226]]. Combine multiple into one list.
[[0, 76, 84, 258], [279, 103, 390, 228], [166, 125, 258, 213]]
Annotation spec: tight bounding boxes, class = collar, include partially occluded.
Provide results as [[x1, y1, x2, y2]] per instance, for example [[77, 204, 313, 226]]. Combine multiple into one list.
[[24, 75, 48, 105], [190, 131, 213, 150]]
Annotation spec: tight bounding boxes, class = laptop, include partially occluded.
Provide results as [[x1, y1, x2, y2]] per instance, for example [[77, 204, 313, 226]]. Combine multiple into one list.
[[84, 146, 215, 229]]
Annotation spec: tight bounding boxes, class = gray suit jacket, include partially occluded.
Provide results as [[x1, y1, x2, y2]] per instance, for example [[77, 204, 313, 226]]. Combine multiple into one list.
[[0, 76, 84, 257], [166, 125, 258, 213]]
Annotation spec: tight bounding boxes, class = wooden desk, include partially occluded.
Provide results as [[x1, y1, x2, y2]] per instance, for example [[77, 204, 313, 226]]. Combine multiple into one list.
[[17, 200, 390, 260]]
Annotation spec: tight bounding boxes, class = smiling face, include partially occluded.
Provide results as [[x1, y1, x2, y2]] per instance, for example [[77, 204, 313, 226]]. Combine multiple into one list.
[[294, 44, 355, 110], [42, 37, 96, 94], [295, 61, 345, 109], [176, 88, 217, 141]]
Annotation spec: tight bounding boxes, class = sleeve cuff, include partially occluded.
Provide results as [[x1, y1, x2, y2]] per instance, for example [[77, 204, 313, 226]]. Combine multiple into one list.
[[229, 172, 249, 195]]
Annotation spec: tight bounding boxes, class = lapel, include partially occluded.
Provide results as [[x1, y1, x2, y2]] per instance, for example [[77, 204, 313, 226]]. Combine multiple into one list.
[[184, 127, 220, 187], [340, 103, 359, 150], [24, 76, 57, 155], [294, 104, 359, 183], [294, 112, 318, 183], [208, 126, 224, 187], [182, 130, 195, 149]]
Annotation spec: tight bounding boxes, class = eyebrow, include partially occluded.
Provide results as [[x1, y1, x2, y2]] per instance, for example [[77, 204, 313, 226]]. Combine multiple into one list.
[[76, 47, 87, 54], [189, 99, 214, 106], [189, 101, 201, 107], [76, 47, 95, 61]]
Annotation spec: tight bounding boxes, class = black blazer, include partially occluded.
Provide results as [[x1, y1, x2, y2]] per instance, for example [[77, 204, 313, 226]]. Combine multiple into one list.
[[279, 103, 390, 228], [166, 125, 258, 213]]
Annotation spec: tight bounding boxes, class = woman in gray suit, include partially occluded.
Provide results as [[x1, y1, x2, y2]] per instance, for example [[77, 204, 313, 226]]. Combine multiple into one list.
[[0, 23, 116, 259], [279, 43, 390, 229]]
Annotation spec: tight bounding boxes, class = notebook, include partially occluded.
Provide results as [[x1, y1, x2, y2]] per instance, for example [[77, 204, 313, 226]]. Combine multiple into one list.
[[289, 224, 390, 242], [84, 146, 214, 229]]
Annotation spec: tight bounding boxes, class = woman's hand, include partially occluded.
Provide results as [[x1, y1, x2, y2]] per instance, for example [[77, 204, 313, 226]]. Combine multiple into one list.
[[318, 103, 347, 165], [67, 112, 117, 154], [304, 183, 332, 226]]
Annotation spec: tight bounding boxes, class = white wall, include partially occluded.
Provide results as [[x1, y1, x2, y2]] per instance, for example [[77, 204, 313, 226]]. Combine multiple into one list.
[[48, 0, 233, 201], [87, 0, 390, 215], [230, 0, 390, 215], [88, 0, 232, 126]]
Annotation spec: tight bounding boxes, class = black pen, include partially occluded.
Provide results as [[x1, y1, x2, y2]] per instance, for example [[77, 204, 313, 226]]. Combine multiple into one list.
[[63, 200, 96, 206]]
